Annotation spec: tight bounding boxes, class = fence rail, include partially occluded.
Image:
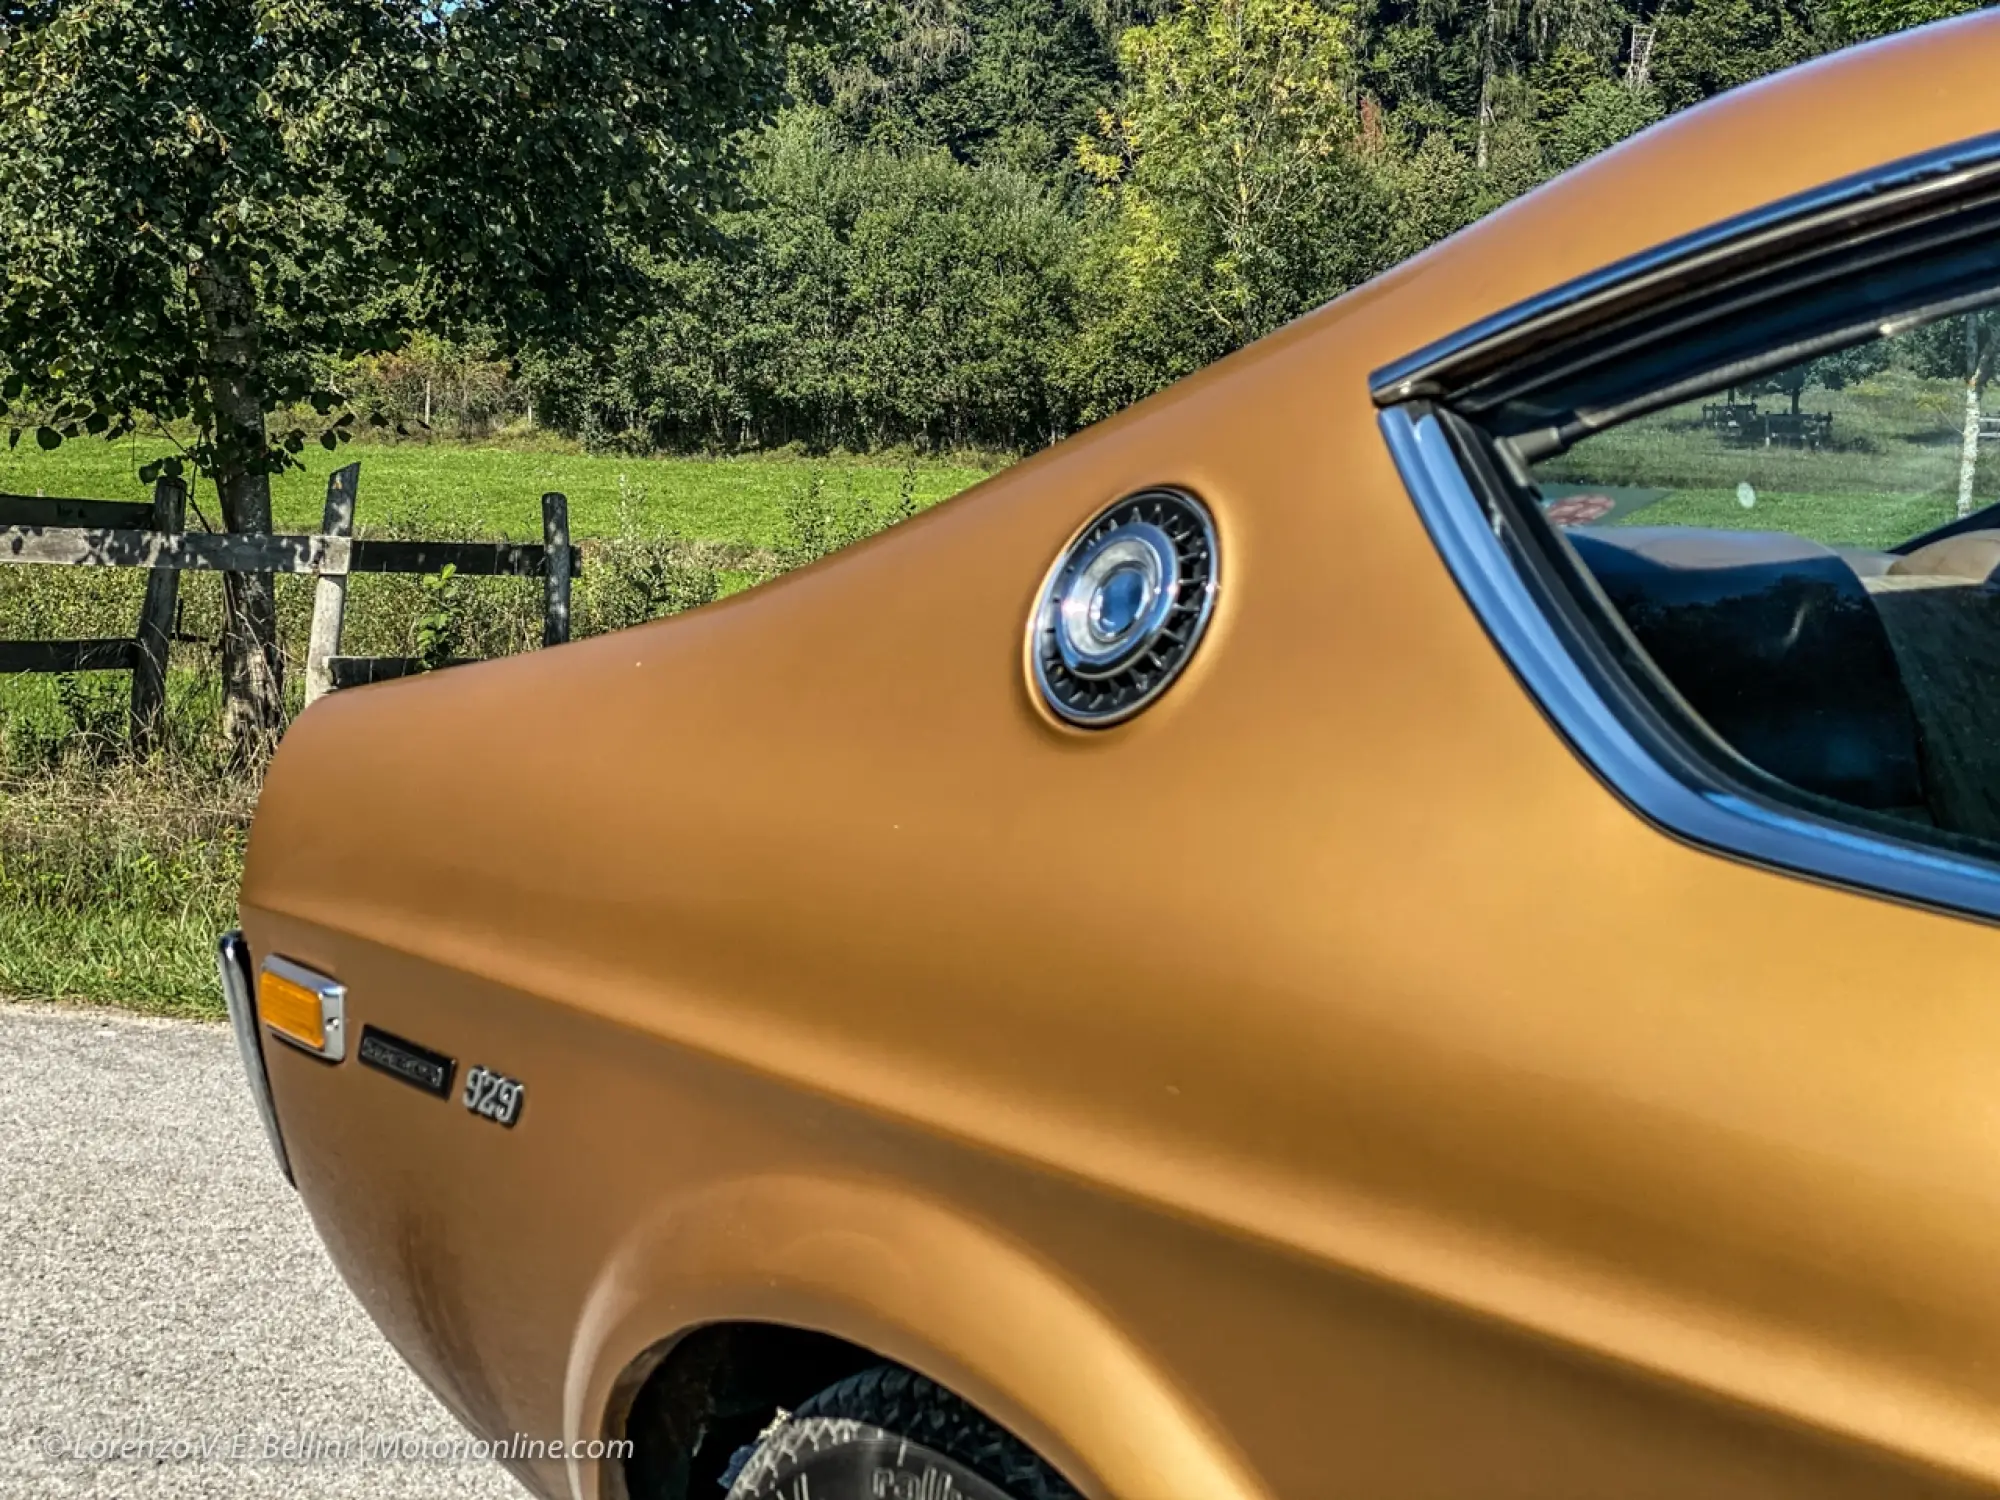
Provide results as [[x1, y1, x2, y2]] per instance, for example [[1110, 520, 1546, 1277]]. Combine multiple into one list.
[[0, 639, 144, 673], [0, 494, 156, 529], [0, 526, 576, 578], [0, 461, 579, 749]]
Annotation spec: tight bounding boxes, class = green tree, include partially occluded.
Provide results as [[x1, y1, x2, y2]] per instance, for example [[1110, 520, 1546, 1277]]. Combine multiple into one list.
[[0, 0, 838, 757], [1821, 0, 1979, 42], [804, 0, 1123, 178], [1539, 72, 1663, 174], [1077, 0, 1371, 348], [950, 0, 1125, 174], [541, 108, 1083, 453], [1647, 0, 1823, 112], [1358, 0, 1633, 169], [1471, 0, 1630, 170], [1745, 340, 1891, 421]]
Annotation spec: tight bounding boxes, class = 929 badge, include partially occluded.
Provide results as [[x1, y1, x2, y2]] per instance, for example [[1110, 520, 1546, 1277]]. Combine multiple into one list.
[[463, 1065, 525, 1128]]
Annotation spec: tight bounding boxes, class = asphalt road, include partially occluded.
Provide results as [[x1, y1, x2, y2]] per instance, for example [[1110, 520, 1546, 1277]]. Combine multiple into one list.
[[0, 1000, 531, 1499]]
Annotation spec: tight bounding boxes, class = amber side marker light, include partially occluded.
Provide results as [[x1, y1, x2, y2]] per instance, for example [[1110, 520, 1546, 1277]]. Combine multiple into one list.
[[258, 957, 347, 1063]]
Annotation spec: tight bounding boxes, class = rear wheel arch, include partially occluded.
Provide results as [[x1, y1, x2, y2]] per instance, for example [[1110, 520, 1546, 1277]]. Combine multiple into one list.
[[567, 1173, 1271, 1500], [606, 1322, 881, 1499]]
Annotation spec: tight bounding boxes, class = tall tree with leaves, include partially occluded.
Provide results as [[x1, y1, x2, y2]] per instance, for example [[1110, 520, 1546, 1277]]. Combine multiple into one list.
[[1820, 0, 1979, 42], [1646, 0, 1823, 111], [1078, 0, 1369, 346], [0, 0, 841, 757], [1359, 0, 1633, 169], [802, 0, 1122, 178]]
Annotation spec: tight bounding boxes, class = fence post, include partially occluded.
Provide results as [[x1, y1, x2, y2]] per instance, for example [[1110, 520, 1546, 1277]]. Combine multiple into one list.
[[542, 491, 571, 647], [303, 463, 360, 708], [128, 474, 187, 755]]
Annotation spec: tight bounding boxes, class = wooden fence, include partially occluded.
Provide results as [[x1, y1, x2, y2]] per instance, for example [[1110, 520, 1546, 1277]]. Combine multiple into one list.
[[0, 461, 579, 751]]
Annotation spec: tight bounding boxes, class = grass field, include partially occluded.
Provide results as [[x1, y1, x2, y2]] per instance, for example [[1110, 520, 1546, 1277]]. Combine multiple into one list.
[[1606, 487, 1961, 550], [0, 432, 995, 546], [0, 761, 246, 1019]]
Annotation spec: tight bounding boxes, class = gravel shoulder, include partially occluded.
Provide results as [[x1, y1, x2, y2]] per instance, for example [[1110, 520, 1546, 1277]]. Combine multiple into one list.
[[0, 1000, 530, 1499]]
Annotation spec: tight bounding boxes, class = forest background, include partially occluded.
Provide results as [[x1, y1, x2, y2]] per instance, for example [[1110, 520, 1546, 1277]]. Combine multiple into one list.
[[416, 0, 1982, 454]]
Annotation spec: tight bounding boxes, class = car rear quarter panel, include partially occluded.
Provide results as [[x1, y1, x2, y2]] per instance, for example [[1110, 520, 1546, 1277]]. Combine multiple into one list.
[[244, 16, 2000, 1500]]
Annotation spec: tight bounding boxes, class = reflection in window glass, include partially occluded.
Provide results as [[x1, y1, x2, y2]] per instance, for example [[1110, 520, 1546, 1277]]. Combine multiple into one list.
[[1536, 311, 2000, 549], [1528, 310, 2000, 845]]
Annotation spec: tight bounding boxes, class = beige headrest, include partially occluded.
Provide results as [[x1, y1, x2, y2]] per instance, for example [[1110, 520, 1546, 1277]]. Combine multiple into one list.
[[1887, 529, 2000, 583]]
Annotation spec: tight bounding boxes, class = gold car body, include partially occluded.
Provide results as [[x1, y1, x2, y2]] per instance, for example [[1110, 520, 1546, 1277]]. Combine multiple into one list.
[[237, 16, 2000, 1498]]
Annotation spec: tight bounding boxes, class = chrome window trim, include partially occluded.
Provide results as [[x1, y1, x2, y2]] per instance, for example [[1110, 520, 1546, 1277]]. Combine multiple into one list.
[[217, 931, 295, 1186], [1380, 406, 2000, 924], [1370, 129, 2000, 405]]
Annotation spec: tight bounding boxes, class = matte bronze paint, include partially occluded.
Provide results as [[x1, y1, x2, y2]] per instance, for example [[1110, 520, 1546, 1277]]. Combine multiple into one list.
[[242, 15, 2000, 1497]]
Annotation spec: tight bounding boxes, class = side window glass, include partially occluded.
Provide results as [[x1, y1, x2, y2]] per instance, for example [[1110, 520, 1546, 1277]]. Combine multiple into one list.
[[1526, 310, 2000, 844]]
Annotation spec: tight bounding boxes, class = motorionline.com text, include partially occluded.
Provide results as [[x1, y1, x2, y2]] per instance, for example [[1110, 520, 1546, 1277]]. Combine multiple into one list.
[[37, 1426, 632, 1465]]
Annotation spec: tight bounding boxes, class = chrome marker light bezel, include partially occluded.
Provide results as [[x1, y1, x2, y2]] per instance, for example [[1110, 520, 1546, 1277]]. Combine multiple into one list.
[[259, 954, 349, 1064], [1030, 489, 1219, 727]]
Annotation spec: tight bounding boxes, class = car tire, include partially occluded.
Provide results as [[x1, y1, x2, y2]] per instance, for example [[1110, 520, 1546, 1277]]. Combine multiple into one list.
[[721, 1364, 1080, 1500]]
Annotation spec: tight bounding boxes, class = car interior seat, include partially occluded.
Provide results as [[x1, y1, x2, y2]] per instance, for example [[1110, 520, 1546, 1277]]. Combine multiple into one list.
[[1564, 527, 1937, 826]]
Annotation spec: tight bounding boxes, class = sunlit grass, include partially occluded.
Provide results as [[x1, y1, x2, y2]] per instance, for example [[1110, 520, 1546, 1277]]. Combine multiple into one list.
[[1607, 487, 1961, 550], [0, 432, 993, 545], [0, 758, 250, 1017]]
